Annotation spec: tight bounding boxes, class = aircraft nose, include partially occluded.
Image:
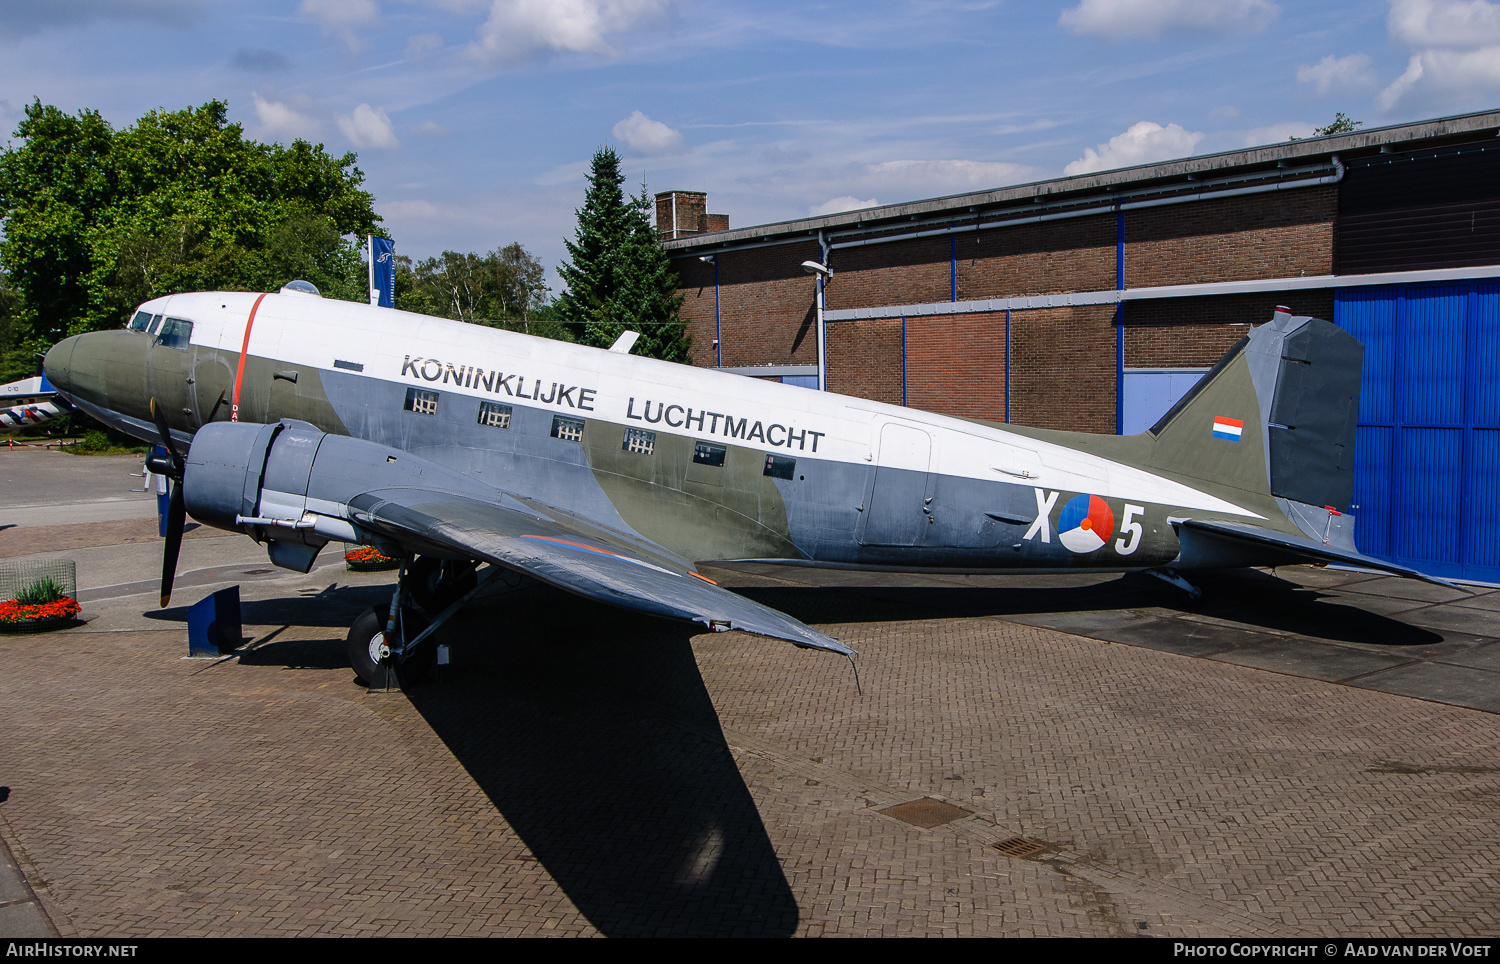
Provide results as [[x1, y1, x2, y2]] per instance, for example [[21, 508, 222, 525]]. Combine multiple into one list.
[[42, 336, 78, 396]]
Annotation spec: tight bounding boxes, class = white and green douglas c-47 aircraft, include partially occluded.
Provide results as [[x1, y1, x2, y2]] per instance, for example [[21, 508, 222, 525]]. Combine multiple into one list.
[[42, 284, 1452, 683]]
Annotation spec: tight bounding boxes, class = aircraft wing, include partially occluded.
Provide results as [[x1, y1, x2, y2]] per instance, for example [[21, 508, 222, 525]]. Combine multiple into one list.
[[1173, 518, 1464, 591], [344, 488, 853, 656]]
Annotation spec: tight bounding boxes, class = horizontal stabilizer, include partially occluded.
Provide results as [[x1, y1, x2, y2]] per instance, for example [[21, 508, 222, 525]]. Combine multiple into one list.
[[1174, 519, 1464, 591]]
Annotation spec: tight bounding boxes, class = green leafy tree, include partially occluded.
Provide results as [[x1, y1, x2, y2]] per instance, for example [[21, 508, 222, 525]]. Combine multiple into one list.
[[1314, 112, 1362, 137], [397, 243, 561, 338], [0, 99, 379, 347], [556, 148, 689, 361]]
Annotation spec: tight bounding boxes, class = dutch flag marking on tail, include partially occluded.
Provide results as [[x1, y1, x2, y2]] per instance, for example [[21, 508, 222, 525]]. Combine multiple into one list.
[[1212, 416, 1244, 442]]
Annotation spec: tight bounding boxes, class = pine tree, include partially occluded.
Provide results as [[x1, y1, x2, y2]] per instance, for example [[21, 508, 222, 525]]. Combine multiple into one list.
[[556, 148, 689, 361]]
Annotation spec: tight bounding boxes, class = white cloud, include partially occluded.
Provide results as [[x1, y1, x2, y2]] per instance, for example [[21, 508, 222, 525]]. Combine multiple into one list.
[[1378, 0, 1500, 110], [810, 196, 879, 217], [1389, 0, 1500, 45], [414, 120, 451, 136], [1297, 54, 1378, 95], [467, 0, 675, 66], [299, 0, 380, 51], [339, 103, 401, 149], [251, 89, 326, 143], [612, 110, 683, 155], [1064, 121, 1204, 175], [1058, 0, 1277, 40]]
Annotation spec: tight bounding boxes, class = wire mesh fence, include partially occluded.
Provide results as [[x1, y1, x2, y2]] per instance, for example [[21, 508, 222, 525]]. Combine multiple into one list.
[[0, 558, 77, 603]]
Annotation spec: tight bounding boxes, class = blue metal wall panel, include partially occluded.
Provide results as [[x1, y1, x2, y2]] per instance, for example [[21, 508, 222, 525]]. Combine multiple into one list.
[[1473, 283, 1500, 428], [1336, 288, 1396, 425], [1394, 427, 1463, 572], [1466, 429, 1500, 571], [1337, 280, 1500, 583], [1400, 285, 1467, 427], [1352, 425, 1392, 558]]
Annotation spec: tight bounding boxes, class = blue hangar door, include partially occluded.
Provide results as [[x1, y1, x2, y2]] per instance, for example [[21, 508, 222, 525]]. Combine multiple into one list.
[[1336, 281, 1500, 583]]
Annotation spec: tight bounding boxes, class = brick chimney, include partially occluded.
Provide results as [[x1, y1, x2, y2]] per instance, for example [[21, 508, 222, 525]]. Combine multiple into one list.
[[655, 190, 729, 239]]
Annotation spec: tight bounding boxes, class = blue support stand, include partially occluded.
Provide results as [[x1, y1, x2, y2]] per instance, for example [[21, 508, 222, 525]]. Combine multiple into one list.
[[186, 586, 242, 657]]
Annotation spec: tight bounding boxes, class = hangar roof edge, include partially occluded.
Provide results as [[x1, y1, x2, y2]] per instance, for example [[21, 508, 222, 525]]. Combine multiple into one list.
[[661, 108, 1500, 253]]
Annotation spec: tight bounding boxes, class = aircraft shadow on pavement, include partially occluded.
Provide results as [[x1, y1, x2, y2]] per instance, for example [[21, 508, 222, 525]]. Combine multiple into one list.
[[721, 568, 1444, 648], [398, 597, 800, 938]]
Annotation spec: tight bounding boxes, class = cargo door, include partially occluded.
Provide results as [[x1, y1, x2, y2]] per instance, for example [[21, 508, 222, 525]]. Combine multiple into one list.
[[858, 422, 934, 546]]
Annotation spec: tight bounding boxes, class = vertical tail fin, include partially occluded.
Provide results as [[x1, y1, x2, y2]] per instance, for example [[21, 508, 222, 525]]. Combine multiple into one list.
[[1145, 311, 1363, 518]]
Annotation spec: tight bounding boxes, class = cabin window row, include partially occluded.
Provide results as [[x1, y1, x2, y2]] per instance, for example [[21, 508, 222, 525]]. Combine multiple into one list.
[[400, 389, 795, 478]]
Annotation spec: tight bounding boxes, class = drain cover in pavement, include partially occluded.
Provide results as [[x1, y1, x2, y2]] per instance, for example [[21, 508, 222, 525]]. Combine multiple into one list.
[[879, 798, 971, 828], [992, 836, 1049, 858]]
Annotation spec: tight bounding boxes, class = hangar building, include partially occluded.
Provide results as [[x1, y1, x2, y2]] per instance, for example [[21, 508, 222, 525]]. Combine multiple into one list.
[[658, 109, 1500, 582]]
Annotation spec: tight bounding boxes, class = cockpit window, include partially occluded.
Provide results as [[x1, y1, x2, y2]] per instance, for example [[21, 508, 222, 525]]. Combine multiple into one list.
[[146, 315, 163, 335], [155, 317, 193, 349], [128, 310, 153, 332]]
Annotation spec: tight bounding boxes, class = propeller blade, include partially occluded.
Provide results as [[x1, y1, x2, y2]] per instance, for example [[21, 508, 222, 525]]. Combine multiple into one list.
[[160, 480, 186, 608], [148, 397, 184, 479], [204, 389, 227, 424]]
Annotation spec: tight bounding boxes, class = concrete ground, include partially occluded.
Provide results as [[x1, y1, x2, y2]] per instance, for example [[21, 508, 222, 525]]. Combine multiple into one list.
[[0, 447, 1497, 938]]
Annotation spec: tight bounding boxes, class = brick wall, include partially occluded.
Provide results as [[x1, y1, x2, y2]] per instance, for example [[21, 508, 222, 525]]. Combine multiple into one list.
[[905, 312, 1008, 421], [1123, 291, 1336, 366], [958, 214, 1116, 300], [827, 317, 903, 405], [1009, 305, 1118, 432], [1125, 186, 1336, 286], [672, 240, 822, 369]]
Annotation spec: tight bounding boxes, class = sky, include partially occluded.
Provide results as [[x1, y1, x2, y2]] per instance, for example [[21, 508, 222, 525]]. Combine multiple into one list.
[[2, 0, 1499, 293]]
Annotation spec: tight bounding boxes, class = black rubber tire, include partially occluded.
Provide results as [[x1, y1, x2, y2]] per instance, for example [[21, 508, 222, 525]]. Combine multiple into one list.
[[345, 606, 436, 687], [346, 607, 392, 687], [408, 556, 478, 615]]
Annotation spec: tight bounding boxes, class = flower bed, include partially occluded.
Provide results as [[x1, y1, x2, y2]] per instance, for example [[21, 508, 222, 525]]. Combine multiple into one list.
[[0, 596, 82, 632], [345, 546, 401, 572]]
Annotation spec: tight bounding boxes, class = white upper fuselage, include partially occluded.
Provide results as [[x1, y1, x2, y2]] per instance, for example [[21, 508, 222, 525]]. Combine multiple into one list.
[[134, 290, 1259, 519]]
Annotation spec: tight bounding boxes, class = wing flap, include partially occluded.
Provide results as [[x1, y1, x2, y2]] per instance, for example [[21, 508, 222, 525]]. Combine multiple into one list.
[[348, 490, 851, 655], [1175, 518, 1464, 591]]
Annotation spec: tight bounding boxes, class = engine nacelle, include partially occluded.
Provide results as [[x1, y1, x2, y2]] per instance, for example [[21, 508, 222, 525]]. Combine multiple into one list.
[[182, 420, 493, 572]]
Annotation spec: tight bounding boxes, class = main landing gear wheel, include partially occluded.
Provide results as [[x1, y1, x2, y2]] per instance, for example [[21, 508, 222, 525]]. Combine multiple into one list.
[[408, 556, 478, 614], [346, 607, 434, 687]]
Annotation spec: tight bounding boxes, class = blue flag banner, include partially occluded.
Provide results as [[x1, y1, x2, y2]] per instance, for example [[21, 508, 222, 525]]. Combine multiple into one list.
[[370, 235, 396, 308]]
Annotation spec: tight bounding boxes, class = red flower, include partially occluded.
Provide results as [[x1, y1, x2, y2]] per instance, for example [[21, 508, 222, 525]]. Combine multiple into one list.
[[0, 596, 81, 624]]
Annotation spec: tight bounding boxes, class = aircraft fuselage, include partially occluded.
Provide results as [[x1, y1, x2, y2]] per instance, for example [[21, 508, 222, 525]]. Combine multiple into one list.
[[46, 291, 1286, 574]]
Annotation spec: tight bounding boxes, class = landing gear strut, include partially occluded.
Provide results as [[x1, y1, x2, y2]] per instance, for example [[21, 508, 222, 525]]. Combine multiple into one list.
[[345, 553, 499, 687], [1145, 567, 1202, 602]]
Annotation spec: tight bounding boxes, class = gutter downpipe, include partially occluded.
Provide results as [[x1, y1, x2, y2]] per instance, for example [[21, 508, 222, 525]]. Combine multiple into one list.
[[817, 230, 829, 392], [713, 256, 722, 368], [1115, 205, 1125, 436]]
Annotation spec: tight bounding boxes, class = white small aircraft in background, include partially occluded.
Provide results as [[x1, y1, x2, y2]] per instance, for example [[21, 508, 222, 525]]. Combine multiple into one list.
[[0, 371, 68, 436]]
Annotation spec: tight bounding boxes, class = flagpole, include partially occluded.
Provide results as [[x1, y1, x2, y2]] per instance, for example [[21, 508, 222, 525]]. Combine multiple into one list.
[[367, 234, 376, 305]]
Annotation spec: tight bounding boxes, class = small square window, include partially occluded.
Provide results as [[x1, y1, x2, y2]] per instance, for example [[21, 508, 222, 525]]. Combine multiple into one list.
[[693, 441, 726, 467], [128, 310, 152, 332], [404, 387, 439, 416], [623, 428, 655, 454], [478, 401, 512, 429], [764, 454, 796, 479], [551, 415, 584, 442]]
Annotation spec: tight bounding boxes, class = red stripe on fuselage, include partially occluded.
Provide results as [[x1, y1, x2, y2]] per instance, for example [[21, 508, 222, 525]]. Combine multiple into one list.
[[230, 292, 269, 422]]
